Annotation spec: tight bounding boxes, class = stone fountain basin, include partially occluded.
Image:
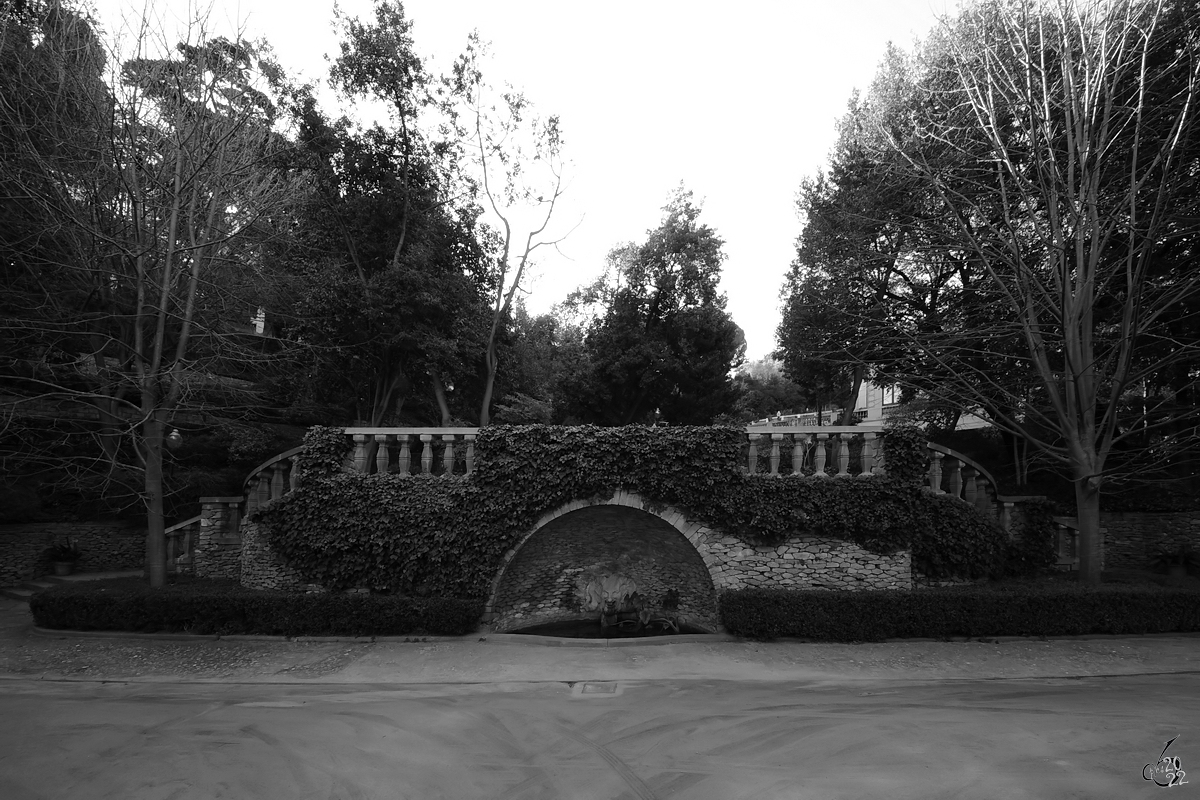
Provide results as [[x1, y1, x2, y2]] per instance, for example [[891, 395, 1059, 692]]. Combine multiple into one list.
[[507, 618, 714, 639]]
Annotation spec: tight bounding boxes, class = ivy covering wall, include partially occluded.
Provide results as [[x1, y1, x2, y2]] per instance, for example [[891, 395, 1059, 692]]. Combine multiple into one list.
[[254, 425, 1009, 597]]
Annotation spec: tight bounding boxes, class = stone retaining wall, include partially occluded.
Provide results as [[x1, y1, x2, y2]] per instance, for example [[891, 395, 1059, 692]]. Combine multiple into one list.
[[1102, 511, 1200, 571], [706, 534, 911, 592], [193, 497, 243, 579], [239, 520, 308, 591], [0, 522, 143, 585], [487, 496, 912, 632]]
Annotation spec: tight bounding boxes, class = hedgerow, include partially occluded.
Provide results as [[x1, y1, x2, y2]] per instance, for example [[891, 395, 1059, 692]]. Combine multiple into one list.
[[29, 576, 481, 636], [254, 425, 1008, 597], [720, 584, 1200, 641]]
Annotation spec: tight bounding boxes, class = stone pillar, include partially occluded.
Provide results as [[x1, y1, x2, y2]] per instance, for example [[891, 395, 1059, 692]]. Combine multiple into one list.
[[194, 496, 244, 579]]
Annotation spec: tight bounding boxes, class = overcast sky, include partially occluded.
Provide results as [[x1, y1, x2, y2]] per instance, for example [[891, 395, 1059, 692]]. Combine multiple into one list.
[[90, 0, 951, 361]]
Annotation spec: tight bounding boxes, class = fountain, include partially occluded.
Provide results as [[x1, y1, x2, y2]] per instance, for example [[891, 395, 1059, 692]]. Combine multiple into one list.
[[508, 571, 711, 638]]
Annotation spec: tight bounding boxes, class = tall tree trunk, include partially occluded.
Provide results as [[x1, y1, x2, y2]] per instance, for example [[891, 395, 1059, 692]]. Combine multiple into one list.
[[839, 365, 864, 425], [479, 342, 498, 426], [431, 370, 452, 427], [1074, 476, 1103, 585], [143, 416, 167, 588]]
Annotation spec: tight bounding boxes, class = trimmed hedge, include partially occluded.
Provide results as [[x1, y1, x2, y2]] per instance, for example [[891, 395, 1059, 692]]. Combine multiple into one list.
[[29, 577, 481, 636], [257, 424, 1008, 596], [720, 585, 1200, 641]]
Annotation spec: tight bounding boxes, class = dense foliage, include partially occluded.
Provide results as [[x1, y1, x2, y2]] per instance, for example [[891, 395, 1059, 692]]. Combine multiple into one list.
[[720, 584, 1200, 641], [557, 189, 746, 425], [255, 424, 1008, 596], [295, 425, 354, 479], [777, 0, 1200, 583], [29, 577, 481, 636], [881, 424, 928, 484], [1002, 498, 1059, 578]]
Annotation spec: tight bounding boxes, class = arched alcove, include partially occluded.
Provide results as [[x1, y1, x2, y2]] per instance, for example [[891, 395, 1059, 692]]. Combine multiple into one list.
[[487, 502, 719, 632]]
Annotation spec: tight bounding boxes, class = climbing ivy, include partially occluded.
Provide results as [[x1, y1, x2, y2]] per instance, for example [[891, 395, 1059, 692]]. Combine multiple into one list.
[[295, 425, 352, 478], [254, 425, 1008, 596], [882, 423, 928, 484], [1002, 497, 1059, 577]]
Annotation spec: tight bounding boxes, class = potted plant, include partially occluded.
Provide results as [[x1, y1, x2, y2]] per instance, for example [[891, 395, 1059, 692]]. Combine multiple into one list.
[[44, 538, 82, 576], [1151, 542, 1200, 580]]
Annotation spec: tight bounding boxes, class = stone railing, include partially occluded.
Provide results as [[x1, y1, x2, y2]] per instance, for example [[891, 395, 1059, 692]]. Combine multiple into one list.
[[237, 425, 1035, 536], [744, 425, 886, 476], [163, 514, 200, 574], [743, 426, 1038, 536], [923, 443, 1042, 536], [345, 427, 479, 477], [240, 428, 478, 515], [243, 446, 304, 515]]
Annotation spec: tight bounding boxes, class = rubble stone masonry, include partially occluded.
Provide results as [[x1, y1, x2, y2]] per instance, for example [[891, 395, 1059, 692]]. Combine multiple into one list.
[[0, 522, 143, 585]]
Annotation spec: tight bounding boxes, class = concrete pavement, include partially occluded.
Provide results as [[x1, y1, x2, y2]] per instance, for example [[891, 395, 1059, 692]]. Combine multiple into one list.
[[1, 669, 1196, 798], [3, 596, 1200, 798]]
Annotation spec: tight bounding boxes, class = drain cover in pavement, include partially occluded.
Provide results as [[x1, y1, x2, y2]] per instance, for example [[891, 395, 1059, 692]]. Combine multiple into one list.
[[583, 682, 617, 693], [573, 681, 622, 697]]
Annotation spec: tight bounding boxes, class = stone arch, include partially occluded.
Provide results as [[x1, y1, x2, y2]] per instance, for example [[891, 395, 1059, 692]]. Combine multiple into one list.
[[484, 491, 726, 632]]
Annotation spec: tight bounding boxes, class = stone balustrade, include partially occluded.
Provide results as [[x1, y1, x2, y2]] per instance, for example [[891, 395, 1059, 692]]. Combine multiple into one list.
[[744, 425, 885, 477], [346, 426, 479, 478], [238, 425, 1031, 537]]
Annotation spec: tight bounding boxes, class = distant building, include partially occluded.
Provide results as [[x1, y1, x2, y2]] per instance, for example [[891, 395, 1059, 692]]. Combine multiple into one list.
[[754, 384, 990, 429]]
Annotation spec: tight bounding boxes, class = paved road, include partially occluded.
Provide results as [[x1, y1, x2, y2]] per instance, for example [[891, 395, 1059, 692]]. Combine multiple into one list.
[[3, 599, 1199, 798], [1, 674, 1196, 799]]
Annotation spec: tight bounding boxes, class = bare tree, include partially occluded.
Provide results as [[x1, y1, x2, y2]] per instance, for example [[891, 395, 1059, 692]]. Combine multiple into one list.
[[0, 1, 295, 585], [442, 34, 571, 426], [890, 0, 1200, 583]]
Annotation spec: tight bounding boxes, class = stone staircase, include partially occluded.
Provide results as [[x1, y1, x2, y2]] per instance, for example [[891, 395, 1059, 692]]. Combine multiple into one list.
[[0, 570, 142, 604]]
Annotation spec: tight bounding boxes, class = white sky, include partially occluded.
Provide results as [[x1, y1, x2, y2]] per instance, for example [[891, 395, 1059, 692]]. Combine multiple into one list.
[[90, 0, 951, 360]]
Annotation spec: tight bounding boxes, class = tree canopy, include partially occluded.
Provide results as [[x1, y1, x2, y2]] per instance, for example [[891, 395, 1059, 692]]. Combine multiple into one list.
[[778, 0, 1200, 583], [561, 188, 746, 425]]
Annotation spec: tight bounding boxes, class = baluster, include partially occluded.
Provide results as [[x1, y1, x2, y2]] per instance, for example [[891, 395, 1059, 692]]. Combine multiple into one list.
[[442, 434, 456, 474], [835, 434, 850, 476], [375, 434, 391, 474], [181, 527, 193, 572], [270, 461, 285, 500], [246, 480, 258, 515], [814, 434, 829, 476], [861, 432, 876, 475], [975, 477, 992, 515], [287, 458, 300, 492], [769, 434, 782, 475], [874, 433, 887, 476], [963, 466, 978, 505], [464, 434, 476, 474], [1000, 501, 1014, 536], [747, 433, 759, 474], [791, 433, 808, 473], [928, 450, 944, 493], [1054, 523, 1069, 564], [397, 435, 411, 475], [352, 434, 369, 473], [420, 434, 434, 474], [257, 471, 271, 508], [946, 457, 963, 499]]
